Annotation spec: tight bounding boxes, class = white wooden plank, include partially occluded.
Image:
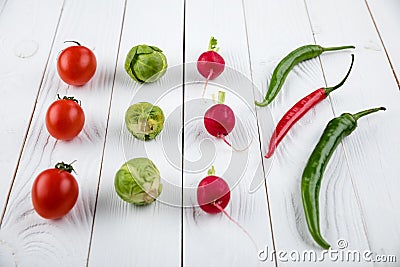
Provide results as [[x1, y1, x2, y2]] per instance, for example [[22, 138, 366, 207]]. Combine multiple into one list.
[[0, 0, 8, 15], [0, 0, 126, 266], [367, 0, 400, 88], [0, 0, 63, 219], [87, 0, 184, 266], [306, 0, 400, 263], [183, 0, 275, 266], [244, 0, 372, 265]]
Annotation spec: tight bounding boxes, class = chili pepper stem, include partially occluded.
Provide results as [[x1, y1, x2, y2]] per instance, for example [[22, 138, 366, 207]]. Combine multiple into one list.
[[322, 45, 355, 52], [353, 107, 386, 120], [324, 54, 354, 95]]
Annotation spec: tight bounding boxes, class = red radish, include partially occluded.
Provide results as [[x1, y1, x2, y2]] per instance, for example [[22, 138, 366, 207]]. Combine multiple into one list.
[[204, 91, 253, 151], [197, 166, 230, 214], [197, 36, 225, 97], [197, 166, 257, 249], [204, 91, 236, 148]]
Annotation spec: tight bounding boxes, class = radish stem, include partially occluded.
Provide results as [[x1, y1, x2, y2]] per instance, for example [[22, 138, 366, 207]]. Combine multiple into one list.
[[217, 91, 225, 104], [220, 135, 232, 147], [213, 202, 258, 251], [208, 37, 219, 52], [220, 135, 253, 152], [201, 69, 214, 98], [207, 166, 216, 176]]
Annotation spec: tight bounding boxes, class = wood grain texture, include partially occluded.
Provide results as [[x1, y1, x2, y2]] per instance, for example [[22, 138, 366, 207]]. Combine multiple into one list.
[[0, 0, 63, 220], [244, 0, 372, 265], [367, 0, 400, 88], [306, 0, 400, 263], [87, 0, 184, 266], [0, 0, 126, 265], [183, 0, 275, 266]]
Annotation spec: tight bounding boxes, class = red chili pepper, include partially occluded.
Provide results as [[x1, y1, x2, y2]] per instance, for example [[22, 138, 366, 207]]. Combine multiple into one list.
[[265, 54, 354, 158]]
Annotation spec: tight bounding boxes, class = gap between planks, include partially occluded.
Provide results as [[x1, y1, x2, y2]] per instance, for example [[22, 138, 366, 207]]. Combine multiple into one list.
[[180, 1, 186, 267], [85, 0, 128, 266], [241, 0, 278, 266], [0, 0, 66, 227], [364, 0, 400, 90]]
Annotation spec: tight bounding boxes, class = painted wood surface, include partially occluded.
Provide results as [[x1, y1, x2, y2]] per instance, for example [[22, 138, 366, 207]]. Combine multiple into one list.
[[0, 0, 64, 220], [183, 0, 274, 266], [0, 0, 126, 265], [244, 0, 372, 265], [87, 0, 184, 266], [367, 0, 400, 88], [0, 0, 398, 266], [307, 0, 400, 263]]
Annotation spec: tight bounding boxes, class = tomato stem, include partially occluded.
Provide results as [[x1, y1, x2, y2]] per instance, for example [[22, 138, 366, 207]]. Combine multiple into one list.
[[57, 94, 81, 105], [55, 161, 77, 174], [64, 40, 81, 46]]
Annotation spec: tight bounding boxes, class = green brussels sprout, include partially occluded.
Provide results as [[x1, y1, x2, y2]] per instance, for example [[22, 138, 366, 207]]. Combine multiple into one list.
[[114, 158, 162, 205], [124, 44, 167, 83], [125, 102, 165, 141]]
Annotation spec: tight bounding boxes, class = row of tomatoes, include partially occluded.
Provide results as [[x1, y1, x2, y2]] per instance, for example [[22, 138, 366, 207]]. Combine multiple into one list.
[[32, 43, 96, 219]]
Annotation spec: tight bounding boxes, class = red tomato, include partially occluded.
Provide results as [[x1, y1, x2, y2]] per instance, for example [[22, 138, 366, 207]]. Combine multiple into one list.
[[45, 96, 85, 140], [32, 162, 79, 219], [57, 42, 97, 86]]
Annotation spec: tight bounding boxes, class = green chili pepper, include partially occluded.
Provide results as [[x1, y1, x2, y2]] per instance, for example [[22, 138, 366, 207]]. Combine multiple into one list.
[[301, 107, 386, 249], [255, 44, 355, 107]]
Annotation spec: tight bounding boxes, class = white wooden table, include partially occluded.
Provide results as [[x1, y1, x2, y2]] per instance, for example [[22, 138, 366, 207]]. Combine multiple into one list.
[[0, 0, 399, 266]]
